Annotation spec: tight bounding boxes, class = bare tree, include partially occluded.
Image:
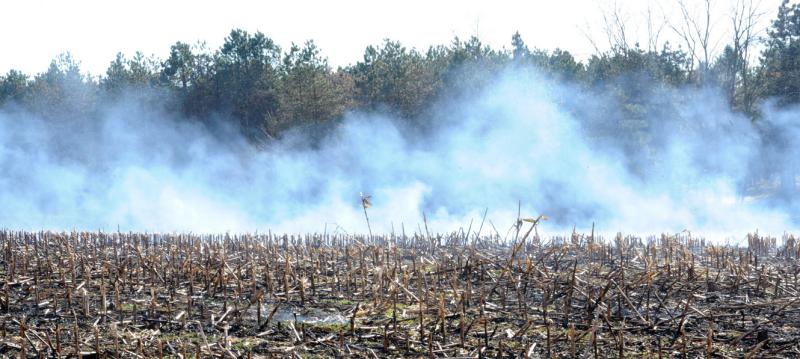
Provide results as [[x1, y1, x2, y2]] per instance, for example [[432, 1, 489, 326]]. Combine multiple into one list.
[[729, 0, 766, 112], [669, 0, 720, 78], [602, 1, 632, 52], [646, 6, 668, 53], [583, 1, 667, 56], [580, 1, 632, 55]]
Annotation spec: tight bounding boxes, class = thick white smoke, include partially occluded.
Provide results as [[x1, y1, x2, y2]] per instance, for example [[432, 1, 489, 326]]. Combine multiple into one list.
[[0, 67, 796, 240]]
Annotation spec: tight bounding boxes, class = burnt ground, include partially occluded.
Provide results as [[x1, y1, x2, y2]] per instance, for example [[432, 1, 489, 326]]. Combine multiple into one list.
[[0, 229, 799, 358]]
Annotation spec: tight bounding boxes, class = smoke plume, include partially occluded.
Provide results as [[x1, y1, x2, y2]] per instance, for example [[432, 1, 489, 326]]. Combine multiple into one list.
[[0, 67, 797, 241]]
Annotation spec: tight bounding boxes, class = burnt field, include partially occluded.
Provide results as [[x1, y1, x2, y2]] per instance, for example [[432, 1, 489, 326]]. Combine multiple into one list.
[[0, 227, 799, 358]]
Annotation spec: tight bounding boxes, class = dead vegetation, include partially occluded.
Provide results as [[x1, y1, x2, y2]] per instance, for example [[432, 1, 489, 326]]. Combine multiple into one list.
[[0, 227, 799, 358]]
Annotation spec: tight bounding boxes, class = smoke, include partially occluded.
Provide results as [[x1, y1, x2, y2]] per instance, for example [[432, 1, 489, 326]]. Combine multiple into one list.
[[0, 66, 797, 240]]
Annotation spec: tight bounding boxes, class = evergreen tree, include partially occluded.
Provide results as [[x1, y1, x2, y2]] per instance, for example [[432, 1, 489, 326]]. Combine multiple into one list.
[[214, 29, 282, 139], [0, 70, 29, 105], [274, 41, 351, 134], [760, 0, 800, 106]]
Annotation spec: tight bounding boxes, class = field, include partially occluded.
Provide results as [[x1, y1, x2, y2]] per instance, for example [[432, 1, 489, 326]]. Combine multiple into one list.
[[1, 226, 799, 358]]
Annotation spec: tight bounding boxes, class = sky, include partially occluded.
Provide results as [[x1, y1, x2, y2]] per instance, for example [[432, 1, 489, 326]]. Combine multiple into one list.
[[0, 0, 785, 76]]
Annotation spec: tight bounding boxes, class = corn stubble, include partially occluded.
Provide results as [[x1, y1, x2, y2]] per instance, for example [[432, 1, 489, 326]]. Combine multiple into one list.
[[0, 229, 798, 358]]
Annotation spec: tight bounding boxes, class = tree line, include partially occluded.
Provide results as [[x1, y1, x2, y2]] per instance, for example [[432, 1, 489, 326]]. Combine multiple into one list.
[[1, 1, 800, 143]]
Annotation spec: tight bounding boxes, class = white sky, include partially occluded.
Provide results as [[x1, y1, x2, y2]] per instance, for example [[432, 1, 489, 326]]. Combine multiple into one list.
[[0, 0, 784, 76]]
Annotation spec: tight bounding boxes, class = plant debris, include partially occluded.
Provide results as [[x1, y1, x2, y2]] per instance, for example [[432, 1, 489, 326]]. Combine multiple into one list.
[[0, 229, 799, 357]]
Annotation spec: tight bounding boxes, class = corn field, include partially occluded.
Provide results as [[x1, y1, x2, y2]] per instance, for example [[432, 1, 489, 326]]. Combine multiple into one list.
[[0, 228, 799, 358]]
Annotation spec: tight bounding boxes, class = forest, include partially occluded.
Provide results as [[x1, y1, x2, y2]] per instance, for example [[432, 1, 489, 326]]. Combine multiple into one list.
[[1, 1, 799, 149]]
